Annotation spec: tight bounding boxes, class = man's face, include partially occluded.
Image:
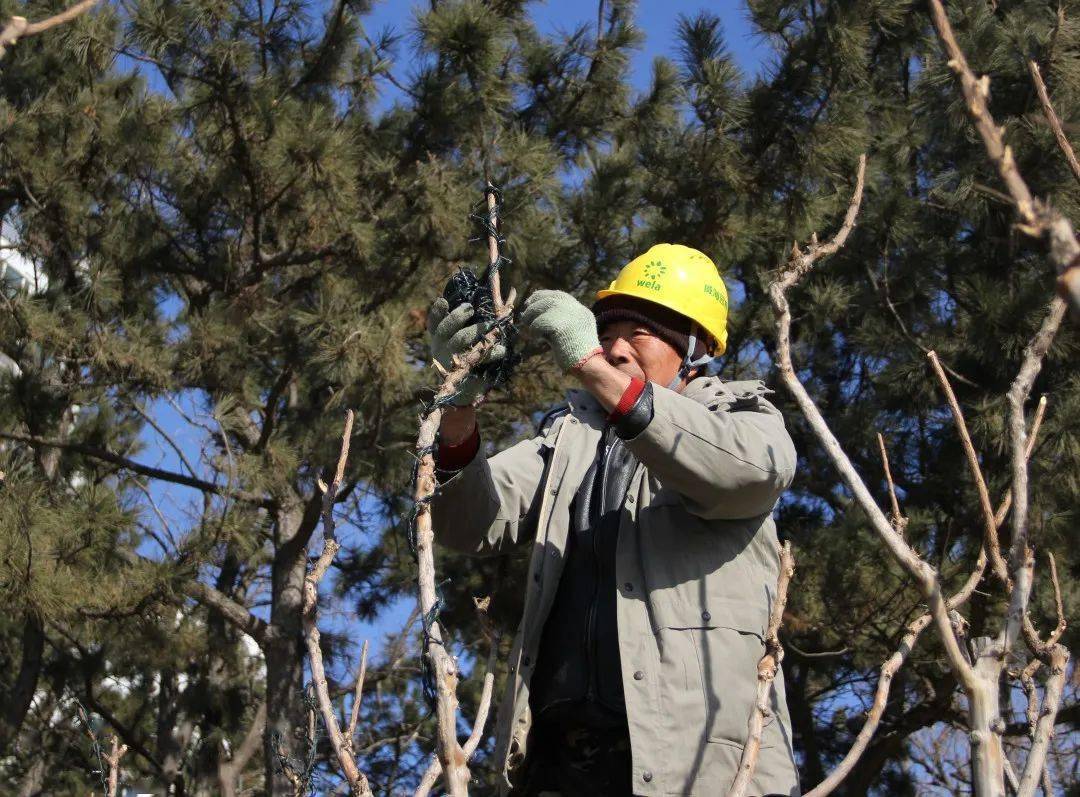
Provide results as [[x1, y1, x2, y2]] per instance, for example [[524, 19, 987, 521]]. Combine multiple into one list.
[[598, 320, 684, 387]]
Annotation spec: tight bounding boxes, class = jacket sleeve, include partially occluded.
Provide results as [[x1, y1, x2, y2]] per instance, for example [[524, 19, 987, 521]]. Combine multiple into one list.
[[430, 427, 553, 556], [623, 381, 796, 520]]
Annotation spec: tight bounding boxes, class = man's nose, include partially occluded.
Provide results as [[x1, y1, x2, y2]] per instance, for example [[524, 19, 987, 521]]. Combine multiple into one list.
[[604, 336, 632, 365]]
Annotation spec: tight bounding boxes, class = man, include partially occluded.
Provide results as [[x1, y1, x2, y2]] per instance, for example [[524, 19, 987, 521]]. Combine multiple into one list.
[[427, 244, 800, 797]]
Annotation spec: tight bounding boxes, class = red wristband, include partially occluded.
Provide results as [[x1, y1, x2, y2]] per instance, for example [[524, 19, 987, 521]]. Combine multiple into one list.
[[435, 423, 480, 471], [608, 377, 646, 422]]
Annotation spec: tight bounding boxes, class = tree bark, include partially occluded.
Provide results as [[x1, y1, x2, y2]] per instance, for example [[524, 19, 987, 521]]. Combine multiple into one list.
[[1, 614, 44, 753], [784, 661, 825, 787], [263, 504, 310, 794], [968, 638, 1006, 797]]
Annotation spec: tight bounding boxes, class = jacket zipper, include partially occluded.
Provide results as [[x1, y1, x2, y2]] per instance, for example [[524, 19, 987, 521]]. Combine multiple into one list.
[[584, 434, 612, 703]]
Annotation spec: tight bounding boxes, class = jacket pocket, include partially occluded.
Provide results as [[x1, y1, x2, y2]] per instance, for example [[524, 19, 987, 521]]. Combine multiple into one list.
[[683, 623, 773, 749]]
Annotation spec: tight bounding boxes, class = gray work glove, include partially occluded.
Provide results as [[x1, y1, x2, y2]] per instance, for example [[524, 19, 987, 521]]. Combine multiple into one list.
[[520, 289, 602, 372], [426, 297, 507, 405]]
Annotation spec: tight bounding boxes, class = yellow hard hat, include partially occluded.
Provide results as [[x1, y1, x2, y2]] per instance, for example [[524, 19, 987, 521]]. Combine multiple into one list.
[[596, 243, 728, 354]]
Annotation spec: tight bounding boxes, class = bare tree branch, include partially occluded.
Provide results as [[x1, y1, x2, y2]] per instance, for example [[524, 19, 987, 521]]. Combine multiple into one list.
[[104, 735, 129, 797], [346, 640, 369, 746], [0, 0, 98, 58], [1016, 644, 1070, 797], [411, 184, 516, 796], [876, 433, 907, 534], [219, 702, 267, 797], [728, 542, 795, 797], [1014, 549, 1070, 797], [1027, 59, 1080, 186], [762, 153, 1073, 797], [807, 612, 932, 796], [302, 410, 374, 796], [807, 389, 1053, 797], [1004, 298, 1067, 594], [133, 401, 200, 479], [484, 182, 505, 317], [927, 0, 1080, 311], [927, 351, 1010, 588], [768, 155, 978, 694], [414, 597, 502, 797]]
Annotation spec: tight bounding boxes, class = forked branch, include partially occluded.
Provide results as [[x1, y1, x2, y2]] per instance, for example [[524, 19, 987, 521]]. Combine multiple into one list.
[[104, 735, 129, 797], [768, 154, 976, 690], [927, 0, 1080, 310], [414, 597, 503, 797], [412, 184, 516, 796], [301, 409, 374, 796]]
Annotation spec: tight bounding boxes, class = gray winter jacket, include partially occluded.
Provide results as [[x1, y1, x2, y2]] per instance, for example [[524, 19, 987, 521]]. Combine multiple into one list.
[[432, 376, 801, 796]]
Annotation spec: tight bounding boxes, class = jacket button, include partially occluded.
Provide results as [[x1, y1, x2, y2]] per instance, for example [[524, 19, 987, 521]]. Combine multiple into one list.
[[624, 582, 633, 592], [626, 495, 635, 504], [550, 487, 558, 495], [642, 771, 653, 782], [633, 670, 644, 680], [533, 571, 541, 582], [702, 611, 711, 622], [522, 656, 531, 666]]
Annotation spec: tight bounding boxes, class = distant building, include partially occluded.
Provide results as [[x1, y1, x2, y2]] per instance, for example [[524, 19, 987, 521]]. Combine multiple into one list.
[[0, 223, 46, 294], [1, 225, 46, 376]]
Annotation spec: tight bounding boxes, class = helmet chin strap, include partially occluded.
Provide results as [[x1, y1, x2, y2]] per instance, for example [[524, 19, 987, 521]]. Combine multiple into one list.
[[666, 327, 713, 391]]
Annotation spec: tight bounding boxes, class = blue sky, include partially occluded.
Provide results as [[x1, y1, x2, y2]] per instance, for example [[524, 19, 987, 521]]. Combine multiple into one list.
[[363, 0, 772, 97]]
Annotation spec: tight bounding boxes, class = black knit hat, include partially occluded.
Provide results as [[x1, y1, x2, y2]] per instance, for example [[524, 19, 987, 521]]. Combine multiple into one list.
[[592, 295, 713, 360]]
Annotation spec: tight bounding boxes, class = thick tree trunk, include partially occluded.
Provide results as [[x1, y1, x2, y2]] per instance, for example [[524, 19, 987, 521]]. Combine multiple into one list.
[[1, 614, 44, 753], [968, 639, 1005, 797], [262, 504, 311, 794], [16, 755, 45, 797], [784, 660, 825, 787], [156, 669, 194, 797], [192, 553, 241, 796]]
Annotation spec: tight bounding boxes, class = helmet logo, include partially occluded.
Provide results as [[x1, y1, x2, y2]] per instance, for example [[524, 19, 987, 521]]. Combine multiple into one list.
[[635, 260, 666, 292]]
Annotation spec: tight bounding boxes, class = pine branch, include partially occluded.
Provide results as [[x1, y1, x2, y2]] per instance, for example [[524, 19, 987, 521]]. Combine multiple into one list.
[[185, 580, 278, 646], [0, 431, 275, 509]]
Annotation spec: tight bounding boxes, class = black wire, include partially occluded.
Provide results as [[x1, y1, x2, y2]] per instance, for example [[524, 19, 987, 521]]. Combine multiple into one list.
[[73, 698, 111, 795], [407, 182, 519, 713], [272, 692, 322, 797]]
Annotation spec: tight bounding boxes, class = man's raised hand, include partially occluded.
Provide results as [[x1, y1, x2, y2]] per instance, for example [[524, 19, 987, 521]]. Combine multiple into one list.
[[519, 290, 601, 372]]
